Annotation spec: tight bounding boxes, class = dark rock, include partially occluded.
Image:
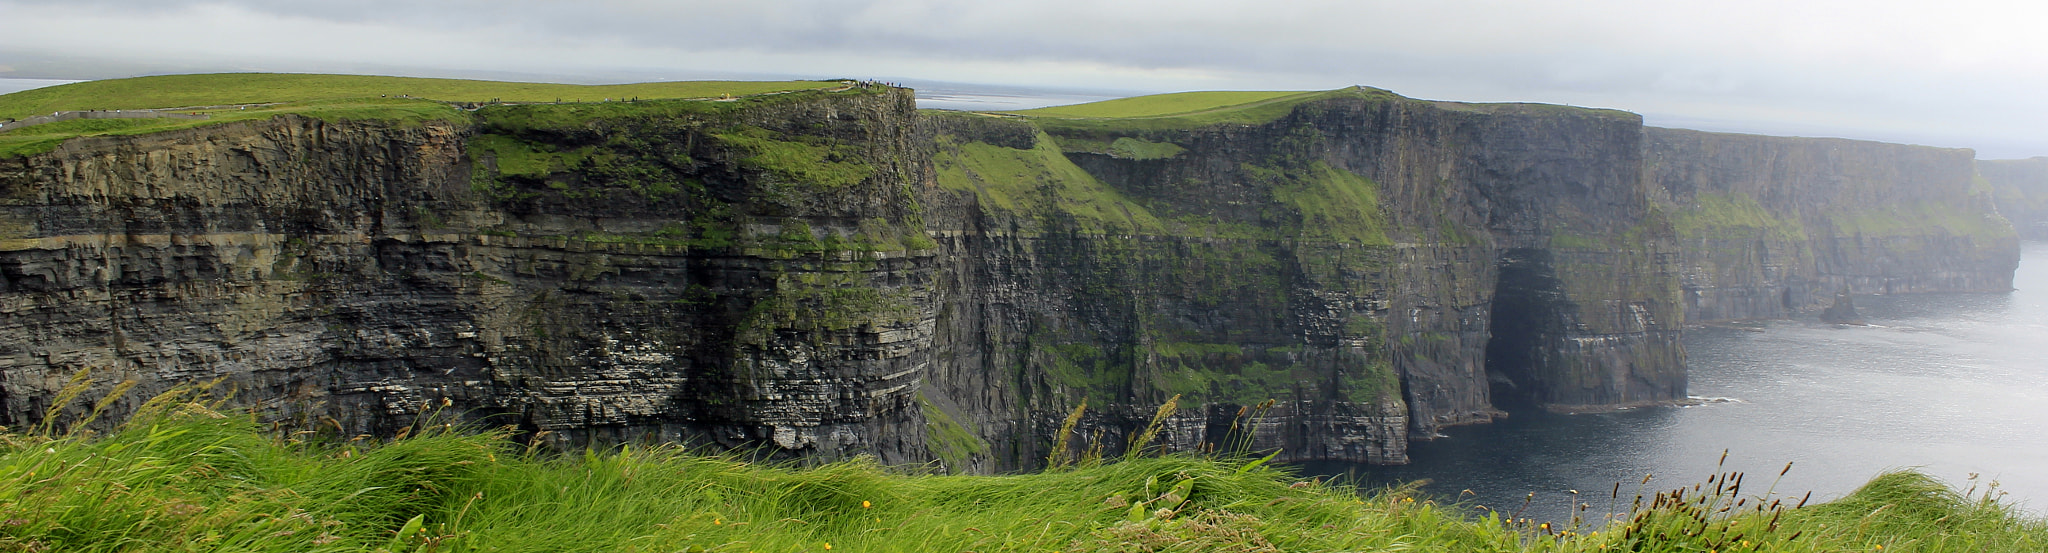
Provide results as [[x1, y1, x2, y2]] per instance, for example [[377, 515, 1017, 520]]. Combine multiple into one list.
[[1820, 287, 1866, 325]]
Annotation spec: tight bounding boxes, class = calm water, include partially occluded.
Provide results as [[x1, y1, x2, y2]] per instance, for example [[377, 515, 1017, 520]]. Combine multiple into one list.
[[1305, 241, 2048, 522], [0, 78, 80, 97]]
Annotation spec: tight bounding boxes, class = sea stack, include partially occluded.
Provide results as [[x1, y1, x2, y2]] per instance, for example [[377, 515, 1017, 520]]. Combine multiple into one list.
[[1820, 287, 1868, 325]]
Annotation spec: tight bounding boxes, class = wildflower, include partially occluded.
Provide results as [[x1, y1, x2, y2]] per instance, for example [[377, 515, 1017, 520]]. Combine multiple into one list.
[[862, 500, 872, 509], [714, 518, 722, 525], [823, 543, 832, 550]]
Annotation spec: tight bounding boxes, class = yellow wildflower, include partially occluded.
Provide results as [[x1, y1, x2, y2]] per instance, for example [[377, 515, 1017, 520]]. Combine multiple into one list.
[[862, 500, 872, 509]]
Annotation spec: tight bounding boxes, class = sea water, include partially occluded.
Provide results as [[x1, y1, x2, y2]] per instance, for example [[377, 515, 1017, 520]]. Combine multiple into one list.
[[1303, 241, 2048, 522]]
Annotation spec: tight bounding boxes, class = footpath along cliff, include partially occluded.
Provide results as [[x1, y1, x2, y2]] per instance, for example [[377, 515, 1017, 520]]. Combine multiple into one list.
[[0, 83, 2018, 472]]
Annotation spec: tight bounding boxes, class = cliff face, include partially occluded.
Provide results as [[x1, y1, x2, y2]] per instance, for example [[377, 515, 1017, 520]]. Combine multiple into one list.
[[1648, 128, 2019, 322], [0, 85, 2016, 472], [1980, 157, 2048, 240], [0, 88, 942, 463]]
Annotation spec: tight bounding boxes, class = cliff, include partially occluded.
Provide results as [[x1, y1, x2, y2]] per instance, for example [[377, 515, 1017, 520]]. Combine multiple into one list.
[[0, 86, 942, 464], [1648, 128, 2019, 322], [0, 81, 2018, 472], [1980, 157, 2048, 240]]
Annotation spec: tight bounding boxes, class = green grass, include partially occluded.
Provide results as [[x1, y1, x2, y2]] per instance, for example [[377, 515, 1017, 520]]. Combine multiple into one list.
[[0, 73, 848, 159], [1014, 90, 1324, 119], [0, 97, 469, 158], [0, 73, 840, 121], [5, 386, 2045, 552], [713, 126, 875, 190], [1263, 162, 1393, 246], [1669, 192, 1810, 242], [1826, 200, 2015, 240], [933, 132, 1169, 234], [1010, 89, 1392, 133]]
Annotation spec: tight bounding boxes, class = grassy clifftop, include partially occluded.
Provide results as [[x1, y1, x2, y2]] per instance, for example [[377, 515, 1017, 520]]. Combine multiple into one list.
[[0, 73, 840, 120], [0, 73, 847, 158], [8, 387, 2043, 552], [1007, 87, 1401, 132]]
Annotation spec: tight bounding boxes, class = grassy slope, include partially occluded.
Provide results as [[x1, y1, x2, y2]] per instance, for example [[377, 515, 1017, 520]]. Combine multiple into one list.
[[0, 73, 841, 158], [1007, 88, 1392, 133], [1013, 90, 1323, 119], [6, 390, 2042, 553], [0, 74, 838, 120]]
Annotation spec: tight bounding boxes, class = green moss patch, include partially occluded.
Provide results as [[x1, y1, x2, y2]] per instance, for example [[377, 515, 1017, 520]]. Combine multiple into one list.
[[714, 126, 875, 190], [1669, 192, 1809, 242], [919, 393, 989, 472], [1261, 162, 1393, 246], [934, 132, 1167, 234]]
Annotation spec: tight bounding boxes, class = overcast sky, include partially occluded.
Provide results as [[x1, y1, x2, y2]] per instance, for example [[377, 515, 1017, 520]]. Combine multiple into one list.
[[1, 0, 2042, 157]]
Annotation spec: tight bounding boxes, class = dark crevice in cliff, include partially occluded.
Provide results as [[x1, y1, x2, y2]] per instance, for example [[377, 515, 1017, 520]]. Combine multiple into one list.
[[1483, 248, 1565, 412]]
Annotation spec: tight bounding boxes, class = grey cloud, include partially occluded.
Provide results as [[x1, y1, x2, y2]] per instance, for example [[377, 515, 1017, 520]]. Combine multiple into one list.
[[1, 0, 2042, 156]]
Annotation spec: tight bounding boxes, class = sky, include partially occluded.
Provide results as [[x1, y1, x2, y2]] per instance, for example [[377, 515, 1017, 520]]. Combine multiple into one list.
[[1, 0, 2043, 158]]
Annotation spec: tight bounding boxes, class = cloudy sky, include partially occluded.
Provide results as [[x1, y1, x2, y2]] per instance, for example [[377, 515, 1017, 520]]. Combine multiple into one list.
[[2, 0, 2042, 157]]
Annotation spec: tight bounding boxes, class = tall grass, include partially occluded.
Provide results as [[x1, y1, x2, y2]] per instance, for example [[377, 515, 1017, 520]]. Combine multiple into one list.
[[2, 386, 2041, 552]]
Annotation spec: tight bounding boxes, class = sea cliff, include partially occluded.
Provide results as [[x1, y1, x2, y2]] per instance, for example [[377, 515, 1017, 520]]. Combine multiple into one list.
[[1648, 128, 2018, 322], [1981, 157, 2048, 240], [0, 82, 2019, 471]]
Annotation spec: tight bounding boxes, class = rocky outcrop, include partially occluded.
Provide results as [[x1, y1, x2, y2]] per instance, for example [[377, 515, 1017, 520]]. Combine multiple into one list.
[[1649, 129, 2019, 323], [1819, 287, 1866, 325], [0, 85, 2020, 473], [1980, 157, 2048, 240]]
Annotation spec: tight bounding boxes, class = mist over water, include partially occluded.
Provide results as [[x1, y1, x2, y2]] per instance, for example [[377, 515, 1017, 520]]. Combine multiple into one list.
[[1302, 241, 2048, 523]]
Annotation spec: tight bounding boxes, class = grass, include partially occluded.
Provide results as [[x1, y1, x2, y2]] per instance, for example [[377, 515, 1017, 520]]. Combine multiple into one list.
[[1009, 89, 1390, 133], [1668, 192, 1811, 243], [0, 73, 840, 121], [1013, 91, 1323, 119], [932, 132, 1169, 234], [0, 73, 850, 158], [7, 381, 2044, 553], [0, 97, 469, 158], [712, 126, 875, 190]]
